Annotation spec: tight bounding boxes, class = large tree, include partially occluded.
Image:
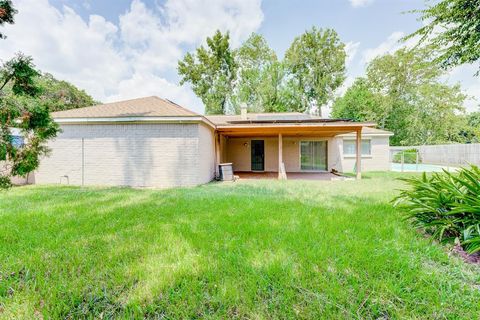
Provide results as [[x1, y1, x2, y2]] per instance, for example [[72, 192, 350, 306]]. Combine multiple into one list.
[[178, 30, 237, 114], [332, 48, 468, 146], [0, 54, 59, 188], [406, 0, 480, 73], [3, 72, 97, 112], [1, 2, 60, 188], [284, 27, 346, 116], [331, 78, 384, 122], [233, 33, 282, 113]]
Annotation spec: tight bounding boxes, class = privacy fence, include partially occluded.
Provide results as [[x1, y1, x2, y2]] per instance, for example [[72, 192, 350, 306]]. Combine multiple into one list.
[[390, 143, 480, 172]]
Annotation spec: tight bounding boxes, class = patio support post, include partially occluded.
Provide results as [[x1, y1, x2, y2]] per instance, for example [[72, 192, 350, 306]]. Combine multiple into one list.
[[278, 133, 283, 179], [215, 133, 221, 177], [356, 128, 362, 180]]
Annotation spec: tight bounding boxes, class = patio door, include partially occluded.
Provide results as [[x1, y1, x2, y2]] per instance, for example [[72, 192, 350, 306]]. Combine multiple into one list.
[[300, 141, 327, 171], [251, 140, 265, 171]]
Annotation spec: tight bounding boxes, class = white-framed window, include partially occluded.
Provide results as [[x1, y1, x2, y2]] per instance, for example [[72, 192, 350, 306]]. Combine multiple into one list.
[[300, 140, 327, 171], [343, 139, 371, 156]]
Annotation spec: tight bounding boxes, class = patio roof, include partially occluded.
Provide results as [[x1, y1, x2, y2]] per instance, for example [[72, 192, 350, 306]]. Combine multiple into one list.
[[214, 121, 375, 137]]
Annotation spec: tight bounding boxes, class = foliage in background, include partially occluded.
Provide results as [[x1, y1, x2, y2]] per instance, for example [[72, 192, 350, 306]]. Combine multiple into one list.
[[232, 33, 281, 113], [406, 0, 480, 74], [394, 165, 480, 254], [178, 30, 237, 114], [0, 54, 59, 188], [284, 27, 346, 117], [332, 48, 468, 146], [179, 29, 346, 115], [0, 0, 16, 39], [2, 72, 97, 113]]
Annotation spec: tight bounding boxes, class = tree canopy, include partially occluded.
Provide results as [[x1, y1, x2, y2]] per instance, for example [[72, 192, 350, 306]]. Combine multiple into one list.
[[284, 27, 346, 116], [0, 54, 59, 188], [179, 29, 347, 115], [332, 48, 468, 146], [233, 33, 280, 113], [406, 0, 480, 73], [178, 30, 237, 115]]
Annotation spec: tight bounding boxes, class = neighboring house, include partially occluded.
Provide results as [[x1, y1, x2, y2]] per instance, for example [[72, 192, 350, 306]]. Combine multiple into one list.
[[31, 96, 392, 188]]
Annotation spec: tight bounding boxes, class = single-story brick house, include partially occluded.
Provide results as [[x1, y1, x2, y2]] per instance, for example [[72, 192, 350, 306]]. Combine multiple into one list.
[[31, 96, 393, 187]]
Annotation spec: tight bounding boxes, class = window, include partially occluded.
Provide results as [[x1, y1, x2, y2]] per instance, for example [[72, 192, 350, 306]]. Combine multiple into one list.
[[300, 141, 327, 171], [343, 139, 371, 156], [12, 135, 24, 148]]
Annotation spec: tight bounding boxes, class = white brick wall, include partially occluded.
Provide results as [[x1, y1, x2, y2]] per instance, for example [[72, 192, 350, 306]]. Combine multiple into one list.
[[34, 122, 215, 188]]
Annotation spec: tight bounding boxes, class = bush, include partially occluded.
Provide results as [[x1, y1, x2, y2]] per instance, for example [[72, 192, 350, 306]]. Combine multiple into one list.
[[394, 165, 480, 254], [392, 149, 418, 164]]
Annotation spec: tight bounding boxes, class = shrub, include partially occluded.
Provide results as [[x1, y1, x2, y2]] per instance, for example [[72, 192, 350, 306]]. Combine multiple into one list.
[[394, 165, 480, 254], [392, 149, 418, 164]]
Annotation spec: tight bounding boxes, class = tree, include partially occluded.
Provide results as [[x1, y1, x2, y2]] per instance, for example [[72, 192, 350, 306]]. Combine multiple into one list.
[[331, 78, 384, 121], [332, 48, 468, 146], [178, 30, 237, 114], [233, 33, 281, 113], [284, 27, 346, 116], [406, 0, 480, 73], [0, 54, 59, 188], [0, 0, 16, 39], [2, 72, 97, 112], [34, 73, 96, 112]]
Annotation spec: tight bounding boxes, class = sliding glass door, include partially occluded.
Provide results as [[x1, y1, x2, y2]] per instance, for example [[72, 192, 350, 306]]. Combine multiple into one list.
[[300, 141, 327, 171]]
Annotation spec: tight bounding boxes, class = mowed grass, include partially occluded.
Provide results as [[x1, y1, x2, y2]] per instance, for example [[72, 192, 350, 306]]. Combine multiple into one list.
[[0, 173, 479, 319]]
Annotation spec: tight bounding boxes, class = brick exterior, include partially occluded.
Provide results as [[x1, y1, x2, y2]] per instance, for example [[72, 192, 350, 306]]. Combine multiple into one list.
[[34, 122, 215, 188]]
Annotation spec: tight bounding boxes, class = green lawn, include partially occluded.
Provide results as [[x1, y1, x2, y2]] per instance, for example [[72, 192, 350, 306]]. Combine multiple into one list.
[[0, 173, 479, 319]]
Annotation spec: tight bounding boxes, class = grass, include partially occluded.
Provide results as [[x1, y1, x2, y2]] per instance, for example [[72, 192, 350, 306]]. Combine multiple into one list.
[[0, 172, 479, 319]]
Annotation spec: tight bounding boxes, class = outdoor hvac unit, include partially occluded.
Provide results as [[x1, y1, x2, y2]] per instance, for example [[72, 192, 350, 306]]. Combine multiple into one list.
[[219, 163, 234, 181]]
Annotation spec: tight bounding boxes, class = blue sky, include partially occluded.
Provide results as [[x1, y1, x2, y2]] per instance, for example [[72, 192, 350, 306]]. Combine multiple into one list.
[[1, 0, 478, 114]]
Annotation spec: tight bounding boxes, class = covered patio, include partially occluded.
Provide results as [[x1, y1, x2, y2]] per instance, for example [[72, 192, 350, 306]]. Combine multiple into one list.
[[235, 171, 350, 181], [210, 116, 375, 180]]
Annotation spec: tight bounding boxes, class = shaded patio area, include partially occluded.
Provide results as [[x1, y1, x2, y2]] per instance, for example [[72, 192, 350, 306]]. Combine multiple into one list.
[[235, 171, 350, 181]]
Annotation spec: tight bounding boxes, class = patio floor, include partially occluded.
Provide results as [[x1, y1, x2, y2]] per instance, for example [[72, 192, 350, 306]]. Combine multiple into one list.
[[235, 171, 350, 181]]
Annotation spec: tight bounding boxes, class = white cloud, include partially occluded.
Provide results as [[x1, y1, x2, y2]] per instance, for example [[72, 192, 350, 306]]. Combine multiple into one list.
[[349, 0, 374, 8], [445, 64, 480, 113], [345, 41, 360, 66], [0, 0, 264, 114], [362, 31, 405, 63]]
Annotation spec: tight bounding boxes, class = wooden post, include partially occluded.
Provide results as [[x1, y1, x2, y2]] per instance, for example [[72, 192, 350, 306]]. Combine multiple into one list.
[[356, 129, 362, 180], [215, 133, 221, 177], [278, 133, 283, 179]]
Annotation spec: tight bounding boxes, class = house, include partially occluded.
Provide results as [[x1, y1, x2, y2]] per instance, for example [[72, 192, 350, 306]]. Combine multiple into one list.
[[32, 96, 393, 187]]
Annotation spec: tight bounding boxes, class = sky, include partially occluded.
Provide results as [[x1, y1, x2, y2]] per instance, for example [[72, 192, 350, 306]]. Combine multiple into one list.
[[1, 0, 478, 115]]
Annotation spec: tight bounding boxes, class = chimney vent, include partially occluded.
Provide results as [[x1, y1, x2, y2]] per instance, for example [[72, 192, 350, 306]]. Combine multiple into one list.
[[241, 104, 248, 120]]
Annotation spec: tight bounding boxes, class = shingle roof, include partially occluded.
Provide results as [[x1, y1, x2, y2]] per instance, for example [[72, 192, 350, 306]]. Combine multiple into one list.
[[52, 96, 199, 118]]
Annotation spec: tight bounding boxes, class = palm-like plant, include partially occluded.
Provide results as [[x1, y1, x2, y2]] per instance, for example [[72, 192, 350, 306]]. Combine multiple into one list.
[[394, 165, 480, 254]]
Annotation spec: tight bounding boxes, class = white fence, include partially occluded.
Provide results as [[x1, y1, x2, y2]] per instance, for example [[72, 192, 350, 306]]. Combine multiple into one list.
[[391, 143, 480, 167]]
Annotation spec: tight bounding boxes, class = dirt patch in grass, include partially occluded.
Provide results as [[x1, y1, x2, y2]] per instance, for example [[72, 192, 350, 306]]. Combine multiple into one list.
[[452, 245, 480, 264]]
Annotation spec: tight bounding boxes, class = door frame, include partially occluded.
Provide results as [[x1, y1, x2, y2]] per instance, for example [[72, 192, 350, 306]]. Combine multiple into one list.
[[298, 139, 329, 172], [251, 139, 265, 171]]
